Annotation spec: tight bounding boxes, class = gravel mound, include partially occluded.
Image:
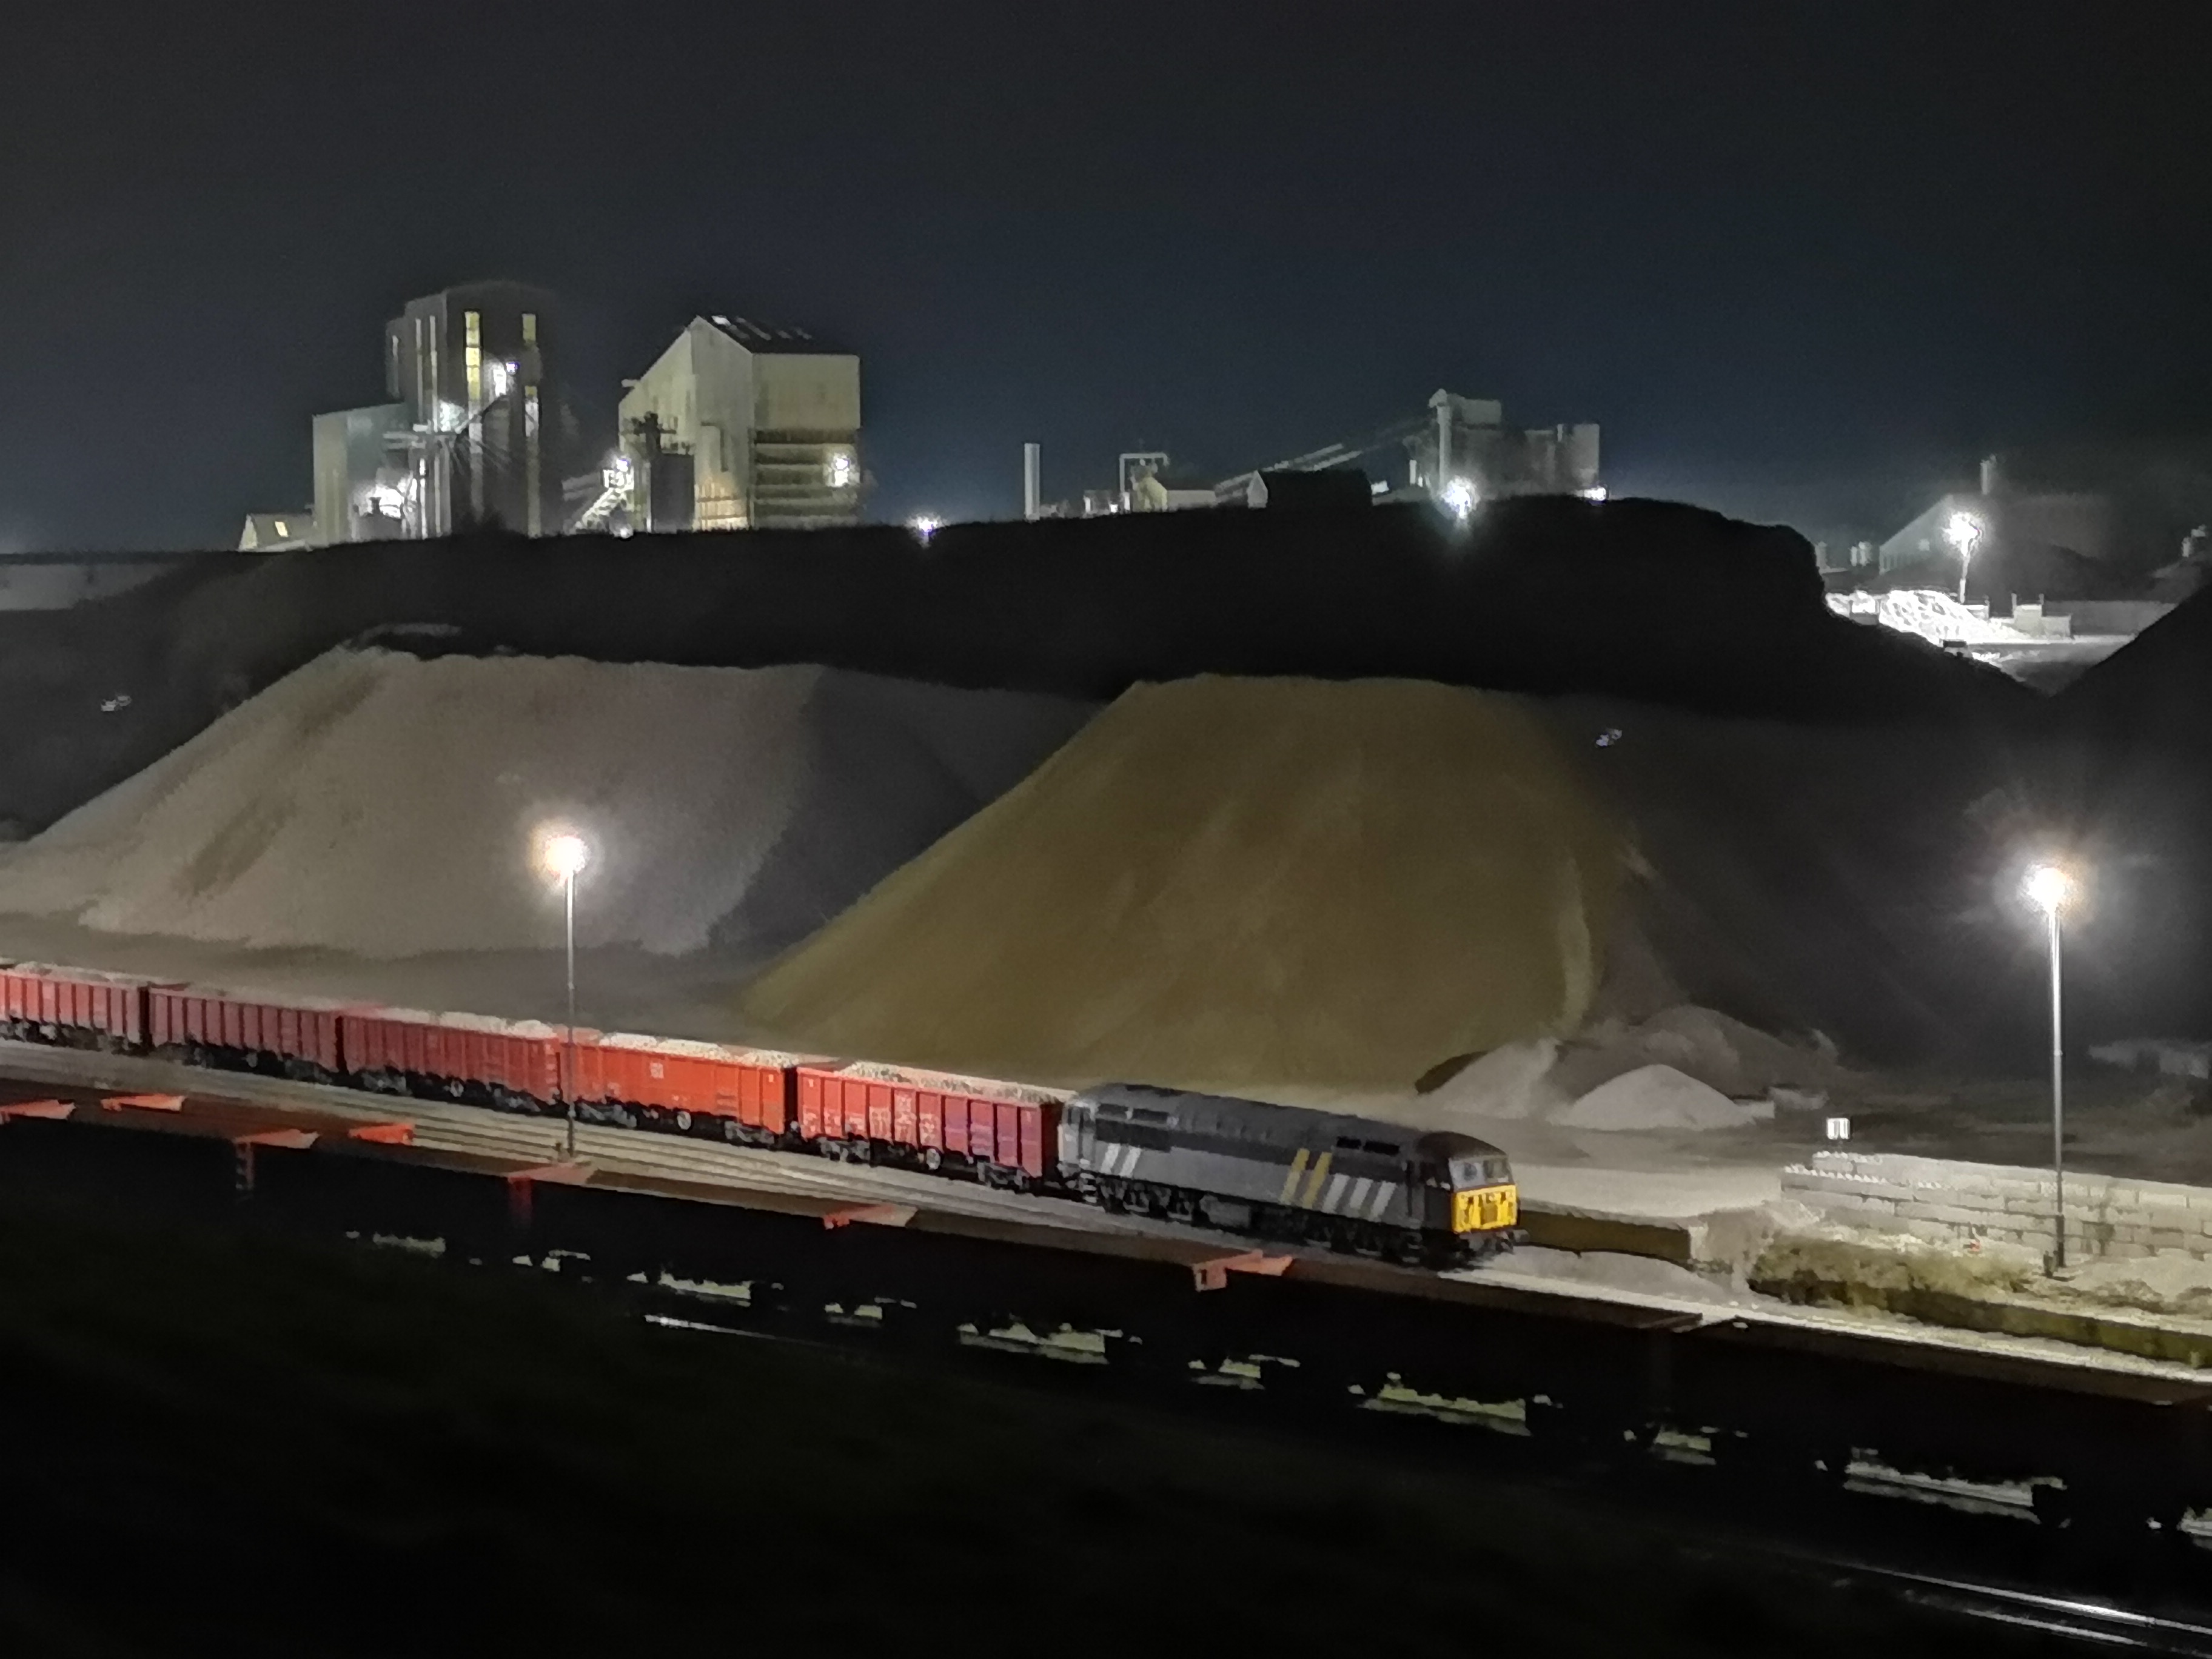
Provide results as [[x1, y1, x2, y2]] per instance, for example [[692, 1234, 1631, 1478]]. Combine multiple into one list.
[[1553, 1064, 1775, 1131], [740, 675, 1624, 1093], [1410, 1003, 1834, 1127], [0, 648, 1091, 965], [1532, 697, 2036, 1061], [1550, 1004, 1837, 1101]]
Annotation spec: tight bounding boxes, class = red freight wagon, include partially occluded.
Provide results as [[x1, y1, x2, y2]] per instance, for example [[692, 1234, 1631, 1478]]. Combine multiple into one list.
[[583, 1033, 802, 1138], [794, 1062, 1061, 1181], [0, 961, 149, 1048], [149, 984, 345, 1074], [342, 1007, 565, 1106]]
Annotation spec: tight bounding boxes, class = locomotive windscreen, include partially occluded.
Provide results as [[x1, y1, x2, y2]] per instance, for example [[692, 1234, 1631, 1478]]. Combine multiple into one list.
[[1450, 1153, 1511, 1187]]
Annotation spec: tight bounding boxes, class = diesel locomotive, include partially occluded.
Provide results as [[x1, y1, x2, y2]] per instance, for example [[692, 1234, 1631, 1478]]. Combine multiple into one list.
[[1066, 1082, 1520, 1266]]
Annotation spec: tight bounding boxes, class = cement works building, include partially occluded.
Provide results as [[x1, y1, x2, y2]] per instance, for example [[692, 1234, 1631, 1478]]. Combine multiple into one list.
[[614, 315, 863, 534], [289, 281, 569, 549], [246, 287, 862, 548]]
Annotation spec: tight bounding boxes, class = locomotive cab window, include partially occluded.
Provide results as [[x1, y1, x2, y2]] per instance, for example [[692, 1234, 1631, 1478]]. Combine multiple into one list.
[[1450, 1155, 1509, 1187]]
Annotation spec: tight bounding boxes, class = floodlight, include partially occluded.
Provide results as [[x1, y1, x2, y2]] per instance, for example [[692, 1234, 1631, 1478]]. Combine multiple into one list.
[[2023, 862, 2073, 916], [537, 830, 590, 882]]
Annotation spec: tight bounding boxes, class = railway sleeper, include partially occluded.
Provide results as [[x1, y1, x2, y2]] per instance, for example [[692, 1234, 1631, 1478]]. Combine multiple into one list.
[[1706, 1425, 1852, 1495], [1524, 1392, 1664, 1466]]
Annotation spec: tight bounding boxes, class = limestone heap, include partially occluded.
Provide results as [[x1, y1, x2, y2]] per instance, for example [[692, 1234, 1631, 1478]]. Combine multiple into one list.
[[740, 675, 1623, 1093]]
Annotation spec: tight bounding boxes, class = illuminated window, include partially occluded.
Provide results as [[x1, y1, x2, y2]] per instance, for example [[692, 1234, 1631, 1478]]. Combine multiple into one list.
[[523, 312, 537, 345]]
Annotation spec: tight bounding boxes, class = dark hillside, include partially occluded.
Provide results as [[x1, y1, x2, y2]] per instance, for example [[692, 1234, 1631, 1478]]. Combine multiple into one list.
[[2043, 589, 2212, 1038]]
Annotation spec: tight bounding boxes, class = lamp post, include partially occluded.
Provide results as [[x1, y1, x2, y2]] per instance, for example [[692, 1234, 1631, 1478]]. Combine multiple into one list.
[[1945, 509, 1983, 606], [2023, 862, 2074, 1272], [537, 830, 591, 1158]]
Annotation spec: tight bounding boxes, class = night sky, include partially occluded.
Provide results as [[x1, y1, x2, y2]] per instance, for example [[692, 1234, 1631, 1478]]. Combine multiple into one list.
[[4, 1, 2208, 553]]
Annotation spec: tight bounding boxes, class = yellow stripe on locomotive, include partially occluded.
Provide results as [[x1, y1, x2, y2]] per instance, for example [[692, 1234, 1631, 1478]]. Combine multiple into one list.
[[1452, 1183, 1520, 1234]]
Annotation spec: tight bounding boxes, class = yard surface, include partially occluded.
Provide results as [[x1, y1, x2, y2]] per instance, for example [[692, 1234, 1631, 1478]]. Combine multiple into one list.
[[0, 1201, 2059, 1657]]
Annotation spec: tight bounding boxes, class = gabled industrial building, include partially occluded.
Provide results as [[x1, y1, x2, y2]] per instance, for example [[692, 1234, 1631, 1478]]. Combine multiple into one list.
[[617, 316, 862, 532]]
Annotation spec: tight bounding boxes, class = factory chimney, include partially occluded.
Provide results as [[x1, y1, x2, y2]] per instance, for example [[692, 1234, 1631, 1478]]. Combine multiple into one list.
[[1023, 443, 1042, 521]]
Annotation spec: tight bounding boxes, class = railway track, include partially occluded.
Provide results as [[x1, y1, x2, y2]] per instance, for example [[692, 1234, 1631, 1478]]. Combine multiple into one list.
[[0, 1036, 1187, 1239], [615, 1270, 2212, 1651], [13, 1036, 2212, 1644], [1823, 1564, 2212, 1652], [13, 1035, 2212, 1396]]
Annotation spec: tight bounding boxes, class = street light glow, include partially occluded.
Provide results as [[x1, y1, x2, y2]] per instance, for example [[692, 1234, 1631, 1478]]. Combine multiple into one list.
[[2023, 862, 2074, 916], [908, 513, 942, 543], [1440, 477, 1478, 520], [537, 828, 590, 881]]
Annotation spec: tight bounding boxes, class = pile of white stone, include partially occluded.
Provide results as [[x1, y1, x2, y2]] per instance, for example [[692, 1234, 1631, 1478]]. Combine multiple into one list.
[[0, 648, 1091, 967]]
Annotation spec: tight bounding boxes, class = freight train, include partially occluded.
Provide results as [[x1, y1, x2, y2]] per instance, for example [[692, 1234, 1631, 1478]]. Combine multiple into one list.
[[0, 960, 1521, 1267]]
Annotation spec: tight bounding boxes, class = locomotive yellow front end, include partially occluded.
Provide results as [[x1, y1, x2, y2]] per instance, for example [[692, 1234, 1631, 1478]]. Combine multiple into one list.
[[1447, 1147, 1520, 1239], [1452, 1180, 1520, 1235]]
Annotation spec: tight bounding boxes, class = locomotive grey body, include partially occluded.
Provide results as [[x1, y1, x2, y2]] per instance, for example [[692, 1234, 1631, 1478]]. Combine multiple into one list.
[[1059, 1082, 1522, 1265]]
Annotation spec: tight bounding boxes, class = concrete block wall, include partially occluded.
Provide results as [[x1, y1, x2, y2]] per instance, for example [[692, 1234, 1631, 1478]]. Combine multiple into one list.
[[1783, 1150, 2212, 1262]]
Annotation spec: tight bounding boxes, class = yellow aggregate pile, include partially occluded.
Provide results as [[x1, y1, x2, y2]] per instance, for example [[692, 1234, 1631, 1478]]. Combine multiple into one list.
[[740, 675, 1624, 1094]]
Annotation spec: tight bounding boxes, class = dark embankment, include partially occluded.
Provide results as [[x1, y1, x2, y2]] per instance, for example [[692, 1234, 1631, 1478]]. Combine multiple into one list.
[[2048, 588, 2212, 1039]]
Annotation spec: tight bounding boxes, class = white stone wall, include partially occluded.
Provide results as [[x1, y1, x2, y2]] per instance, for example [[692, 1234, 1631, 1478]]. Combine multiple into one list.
[[1783, 1150, 2212, 1261]]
